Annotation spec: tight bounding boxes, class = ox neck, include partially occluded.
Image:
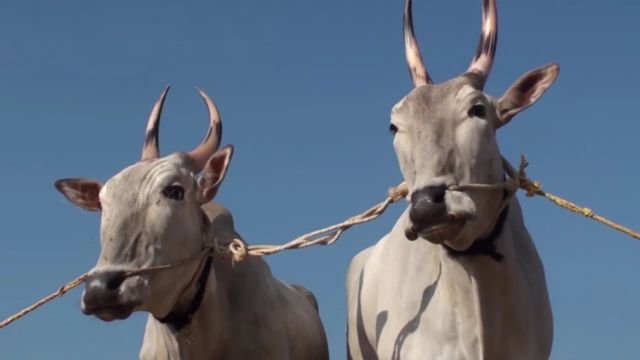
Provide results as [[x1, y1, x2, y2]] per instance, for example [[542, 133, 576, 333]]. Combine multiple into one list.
[[444, 204, 508, 262], [155, 256, 214, 331], [444, 188, 510, 262]]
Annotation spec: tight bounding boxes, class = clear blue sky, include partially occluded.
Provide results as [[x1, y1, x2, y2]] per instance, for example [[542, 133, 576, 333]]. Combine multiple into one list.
[[1, 0, 639, 359]]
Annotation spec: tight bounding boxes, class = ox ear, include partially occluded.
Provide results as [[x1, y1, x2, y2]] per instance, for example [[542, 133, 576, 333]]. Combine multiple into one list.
[[496, 63, 559, 127], [55, 178, 102, 212], [199, 145, 234, 203]]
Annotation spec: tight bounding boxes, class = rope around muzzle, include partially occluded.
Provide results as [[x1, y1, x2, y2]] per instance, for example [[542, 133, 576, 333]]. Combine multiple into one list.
[[0, 185, 409, 329], [3, 154, 640, 329]]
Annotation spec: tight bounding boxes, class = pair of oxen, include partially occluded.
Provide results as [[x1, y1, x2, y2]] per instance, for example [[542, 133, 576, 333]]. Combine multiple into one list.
[[55, 0, 559, 359]]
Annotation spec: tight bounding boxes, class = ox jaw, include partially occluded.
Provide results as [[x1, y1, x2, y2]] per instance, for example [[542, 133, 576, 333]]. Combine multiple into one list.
[[405, 218, 466, 244]]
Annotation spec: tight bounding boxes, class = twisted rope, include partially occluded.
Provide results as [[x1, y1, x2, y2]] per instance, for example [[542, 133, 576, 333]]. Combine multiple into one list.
[[0, 273, 90, 329], [230, 183, 409, 260], [509, 155, 640, 240], [3, 155, 640, 329]]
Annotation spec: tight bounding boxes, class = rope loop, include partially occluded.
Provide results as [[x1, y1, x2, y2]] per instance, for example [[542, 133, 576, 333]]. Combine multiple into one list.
[[229, 239, 248, 263]]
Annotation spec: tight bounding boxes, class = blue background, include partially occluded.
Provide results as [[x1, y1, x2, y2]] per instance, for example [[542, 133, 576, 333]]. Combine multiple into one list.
[[1, 0, 639, 359]]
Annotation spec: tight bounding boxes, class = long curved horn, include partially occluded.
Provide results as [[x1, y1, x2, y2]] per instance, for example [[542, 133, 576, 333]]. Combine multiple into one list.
[[187, 88, 222, 172], [404, 0, 432, 86], [467, 0, 498, 82], [141, 86, 170, 161]]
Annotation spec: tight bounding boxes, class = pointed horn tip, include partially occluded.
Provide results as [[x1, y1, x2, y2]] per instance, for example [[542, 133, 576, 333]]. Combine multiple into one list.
[[141, 86, 171, 160], [153, 85, 171, 106], [402, 0, 431, 86], [158, 85, 171, 98], [402, 0, 414, 36], [196, 89, 221, 122], [195, 87, 215, 105]]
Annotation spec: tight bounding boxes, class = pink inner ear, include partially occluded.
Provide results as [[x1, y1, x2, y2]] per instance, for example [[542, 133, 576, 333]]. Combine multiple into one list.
[[200, 145, 234, 202], [204, 145, 234, 186], [55, 178, 102, 211], [498, 63, 559, 125]]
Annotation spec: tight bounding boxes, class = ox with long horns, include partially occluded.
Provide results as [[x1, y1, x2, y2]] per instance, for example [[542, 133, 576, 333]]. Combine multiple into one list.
[[55, 87, 329, 360], [347, 0, 558, 358]]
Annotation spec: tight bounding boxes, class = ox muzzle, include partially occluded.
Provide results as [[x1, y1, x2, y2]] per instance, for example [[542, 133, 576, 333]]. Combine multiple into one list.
[[81, 269, 143, 321], [406, 185, 465, 242]]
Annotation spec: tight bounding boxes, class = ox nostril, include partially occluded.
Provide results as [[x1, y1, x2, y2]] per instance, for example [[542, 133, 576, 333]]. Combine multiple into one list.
[[411, 185, 447, 204], [428, 186, 446, 204], [409, 185, 448, 226], [82, 270, 128, 314], [105, 272, 125, 291], [87, 271, 126, 293]]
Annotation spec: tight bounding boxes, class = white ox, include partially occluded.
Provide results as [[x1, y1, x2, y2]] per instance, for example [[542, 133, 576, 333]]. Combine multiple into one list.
[[55, 87, 328, 360], [347, 0, 559, 359]]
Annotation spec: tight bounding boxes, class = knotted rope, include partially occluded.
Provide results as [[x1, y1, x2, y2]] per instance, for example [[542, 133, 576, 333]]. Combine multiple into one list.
[[508, 155, 640, 240], [2, 155, 639, 329]]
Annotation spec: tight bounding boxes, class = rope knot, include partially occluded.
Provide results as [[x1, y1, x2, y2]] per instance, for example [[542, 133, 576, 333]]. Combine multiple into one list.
[[388, 182, 409, 202], [515, 155, 542, 197], [581, 208, 594, 218], [523, 180, 542, 197], [228, 238, 248, 263]]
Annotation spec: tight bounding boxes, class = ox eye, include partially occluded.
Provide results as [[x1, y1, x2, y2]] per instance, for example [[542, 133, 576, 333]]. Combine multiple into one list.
[[389, 123, 398, 135], [162, 184, 185, 201], [468, 103, 486, 118]]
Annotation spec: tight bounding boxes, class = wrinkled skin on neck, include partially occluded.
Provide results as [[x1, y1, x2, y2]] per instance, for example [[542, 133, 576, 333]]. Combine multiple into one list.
[[391, 75, 504, 251], [87, 153, 209, 320]]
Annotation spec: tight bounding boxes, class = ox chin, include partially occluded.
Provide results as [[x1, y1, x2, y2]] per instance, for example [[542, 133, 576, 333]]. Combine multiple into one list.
[[405, 220, 465, 244]]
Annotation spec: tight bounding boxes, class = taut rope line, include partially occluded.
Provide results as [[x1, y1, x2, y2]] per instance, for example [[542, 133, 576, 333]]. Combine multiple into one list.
[[507, 155, 640, 240], [2, 155, 639, 329]]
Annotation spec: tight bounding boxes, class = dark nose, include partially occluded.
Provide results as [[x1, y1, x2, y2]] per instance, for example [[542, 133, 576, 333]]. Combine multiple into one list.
[[409, 185, 447, 225], [82, 271, 125, 313]]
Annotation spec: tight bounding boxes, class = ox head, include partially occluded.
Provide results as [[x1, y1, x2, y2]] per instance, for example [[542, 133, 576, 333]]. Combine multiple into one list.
[[393, 0, 559, 250], [55, 87, 233, 321]]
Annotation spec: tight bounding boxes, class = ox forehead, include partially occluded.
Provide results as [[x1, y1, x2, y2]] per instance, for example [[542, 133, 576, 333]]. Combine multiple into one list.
[[395, 74, 484, 109], [391, 77, 495, 135], [100, 153, 198, 204]]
